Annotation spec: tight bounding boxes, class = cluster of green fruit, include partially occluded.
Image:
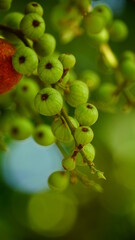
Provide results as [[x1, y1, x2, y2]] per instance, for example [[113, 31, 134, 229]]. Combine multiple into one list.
[[50, 0, 135, 112], [1, 0, 135, 192], [0, 1, 104, 192], [51, 0, 128, 44]]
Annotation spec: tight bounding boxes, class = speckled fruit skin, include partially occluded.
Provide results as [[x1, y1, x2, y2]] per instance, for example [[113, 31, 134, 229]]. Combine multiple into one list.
[[74, 126, 94, 146], [34, 88, 63, 116], [0, 38, 22, 94], [75, 103, 98, 126], [20, 13, 45, 41], [51, 116, 73, 143], [64, 81, 89, 107]]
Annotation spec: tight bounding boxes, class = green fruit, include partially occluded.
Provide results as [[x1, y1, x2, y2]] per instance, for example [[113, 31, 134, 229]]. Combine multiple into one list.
[[58, 72, 70, 88], [76, 0, 90, 14], [51, 116, 73, 143], [121, 51, 135, 62], [48, 171, 69, 191], [51, 4, 66, 31], [16, 76, 39, 102], [74, 126, 94, 146], [98, 83, 117, 102], [58, 53, 76, 69], [109, 20, 128, 42], [33, 124, 55, 146], [2, 12, 24, 29], [34, 88, 63, 116], [120, 59, 135, 81], [12, 46, 38, 75], [64, 81, 89, 107], [1, 12, 24, 46], [62, 157, 76, 171], [38, 56, 63, 84], [80, 70, 100, 91], [25, 2, 44, 16], [69, 116, 79, 128], [33, 33, 56, 56], [20, 13, 45, 40], [88, 28, 109, 45], [75, 103, 98, 126], [8, 117, 33, 140], [0, 0, 12, 10], [82, 143, 95, 162], [85, 13, 105, 34], [93, 4, 113, 25], [75, 144, 96, 167], [75, 152, 87, 166]]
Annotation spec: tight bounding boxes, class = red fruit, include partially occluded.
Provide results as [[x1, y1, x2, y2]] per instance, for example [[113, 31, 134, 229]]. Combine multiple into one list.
[[0, 38, 22, 94]]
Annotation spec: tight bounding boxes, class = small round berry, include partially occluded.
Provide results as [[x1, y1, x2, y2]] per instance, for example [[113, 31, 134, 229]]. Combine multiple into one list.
[[82, 143, 95, 162], [0, 0, 12, 10], [8, 117, 33, 140], [48, 171, 69, 191], [109, 20, 128, 42], [80, 70, 100, 91], [38, 56, 63, 84], [51, 4, 66, 31], [77, 0, 90, 15], [69, 116, 79, 128], [2, 12, 24, 29], [58, 53, 76, 70], [98, 83, 117, 103], [120, 59, 135, 82], [75, 152, 87, 166], [85, 13, 105, 35], [1, 12, 24, 47], [51, 116, 73, 143], [93, 4, 113, 25], [20, 13, 45, 40], [33, 33, 56, 57], [75, 103, 98, 126], [74, 126, 94, 146], [64, 81, 89, 107], [121, 51, 135, 62], [75, 143, 95, 166], [12, 46, 38, 75], [33, 124, 55, 146], [15, 76, 39, 102], [34, 88, 63, 116], [88, 28, 109, 45], [25, 2, 44, 16], [62, 157, 76, 171], [0, 39, 22, 94]]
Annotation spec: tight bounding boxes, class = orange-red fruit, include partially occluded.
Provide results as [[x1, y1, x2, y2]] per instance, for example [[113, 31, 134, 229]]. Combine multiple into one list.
[[0, 38, 22, 94]]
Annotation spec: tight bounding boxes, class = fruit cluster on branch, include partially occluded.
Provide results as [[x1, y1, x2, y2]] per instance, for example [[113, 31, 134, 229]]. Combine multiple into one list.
[[0, 0, 135, 192]]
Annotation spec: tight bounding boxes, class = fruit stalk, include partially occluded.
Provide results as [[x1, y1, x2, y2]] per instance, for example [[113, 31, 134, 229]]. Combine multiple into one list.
[[61, 107, 106, 179], [0, 24, 30, 47]]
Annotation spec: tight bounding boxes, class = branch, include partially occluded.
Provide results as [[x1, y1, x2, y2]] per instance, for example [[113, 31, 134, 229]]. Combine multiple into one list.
[[0, 24, 30, 47], [61, 107, 106, 180]]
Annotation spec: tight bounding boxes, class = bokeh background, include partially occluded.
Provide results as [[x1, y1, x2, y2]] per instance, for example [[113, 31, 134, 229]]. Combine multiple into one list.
[[1, 0, 135, 239]]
